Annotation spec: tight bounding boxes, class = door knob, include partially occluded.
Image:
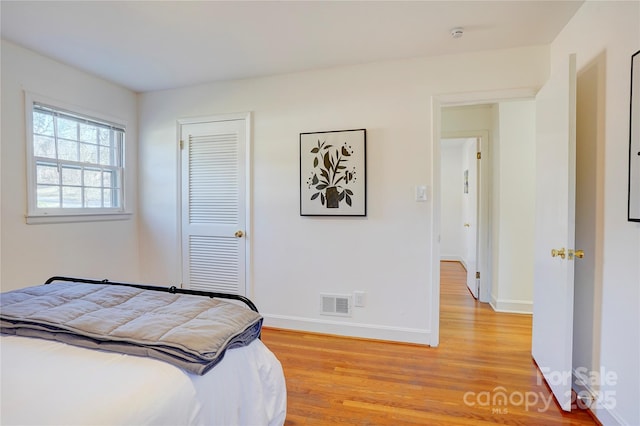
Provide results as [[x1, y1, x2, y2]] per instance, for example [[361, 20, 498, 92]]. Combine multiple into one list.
[[566, 249, 585, 260], [551, 248, 566, 259], [464, 223, 470, 227], [235, 230, 244, 238]]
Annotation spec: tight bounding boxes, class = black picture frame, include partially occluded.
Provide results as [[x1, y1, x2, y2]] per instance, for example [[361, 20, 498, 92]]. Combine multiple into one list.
[[300, 129, 366, 216], [629, 50, 640, 222]]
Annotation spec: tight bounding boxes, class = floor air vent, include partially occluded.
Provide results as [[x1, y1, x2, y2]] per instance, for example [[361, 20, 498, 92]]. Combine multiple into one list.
[[320, 294, 352, 317]]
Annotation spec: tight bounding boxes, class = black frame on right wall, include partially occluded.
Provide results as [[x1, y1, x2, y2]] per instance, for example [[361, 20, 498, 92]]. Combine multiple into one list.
[[628, 50, 640, 222]]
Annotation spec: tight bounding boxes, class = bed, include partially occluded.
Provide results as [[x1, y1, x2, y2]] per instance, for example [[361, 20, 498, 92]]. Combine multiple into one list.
[[0, 277, 287, 426]]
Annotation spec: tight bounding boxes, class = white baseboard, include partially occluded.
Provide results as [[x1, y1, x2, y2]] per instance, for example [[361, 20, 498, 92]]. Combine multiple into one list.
[[572, 368, 626, 425], [440, 255, 463, 263], [489, 295, 533, 314], [440, 256, 472, 273], [262, 314, 432, 345]]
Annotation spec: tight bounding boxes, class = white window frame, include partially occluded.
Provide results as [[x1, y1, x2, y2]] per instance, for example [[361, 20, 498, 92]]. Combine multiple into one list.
[[25, 93, 131, 224]]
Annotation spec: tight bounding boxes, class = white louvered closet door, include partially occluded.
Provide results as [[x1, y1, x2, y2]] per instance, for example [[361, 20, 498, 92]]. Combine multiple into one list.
[[180, 118, 247, 295]]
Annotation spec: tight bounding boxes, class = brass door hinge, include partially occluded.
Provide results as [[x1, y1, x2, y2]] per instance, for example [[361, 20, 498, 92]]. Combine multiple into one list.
[[476, 271, 480, 279], [477, 152, 481, 160], [180, 140, 184, 150]]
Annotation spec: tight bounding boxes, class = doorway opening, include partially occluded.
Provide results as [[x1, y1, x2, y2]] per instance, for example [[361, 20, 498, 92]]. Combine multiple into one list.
[[429, 89, 538, 347], [440, 136, 481, 300]]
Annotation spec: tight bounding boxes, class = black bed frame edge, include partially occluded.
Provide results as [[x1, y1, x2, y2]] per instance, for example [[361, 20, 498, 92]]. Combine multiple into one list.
[[44, 276, 259, 313]]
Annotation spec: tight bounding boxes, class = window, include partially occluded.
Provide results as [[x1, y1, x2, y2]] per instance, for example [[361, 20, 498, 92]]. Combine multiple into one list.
[[26, 97, 128, 223]]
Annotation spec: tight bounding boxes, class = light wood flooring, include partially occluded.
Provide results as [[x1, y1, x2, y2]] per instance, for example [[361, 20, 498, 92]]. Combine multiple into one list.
[[261, 261, 598, 425]]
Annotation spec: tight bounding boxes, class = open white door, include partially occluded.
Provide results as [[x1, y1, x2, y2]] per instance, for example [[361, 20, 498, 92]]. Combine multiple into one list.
[[464, 138, 479, 298], [180, 117, 248, 295], [531, 54, 577, 411]]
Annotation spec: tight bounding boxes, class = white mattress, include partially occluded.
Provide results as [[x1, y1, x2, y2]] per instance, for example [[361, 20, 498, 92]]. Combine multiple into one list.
[[0, 334, 286, 425]]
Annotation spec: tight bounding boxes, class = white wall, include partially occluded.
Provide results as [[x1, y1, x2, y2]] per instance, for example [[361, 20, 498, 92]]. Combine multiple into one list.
[[493, 100, 536, 313], [138, 46, 548, 344], [0, 40, 140, 289], [442, 105, 495, 135], [551, 2, 640, 425]]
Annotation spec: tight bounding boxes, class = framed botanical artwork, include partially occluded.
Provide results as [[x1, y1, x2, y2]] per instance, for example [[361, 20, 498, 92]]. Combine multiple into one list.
[[629, 50, 640, 222], [300, 129, 366, 216]]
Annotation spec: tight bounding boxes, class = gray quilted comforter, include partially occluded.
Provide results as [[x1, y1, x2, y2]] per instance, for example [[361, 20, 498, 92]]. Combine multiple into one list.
[[0, 280, 263, 375]]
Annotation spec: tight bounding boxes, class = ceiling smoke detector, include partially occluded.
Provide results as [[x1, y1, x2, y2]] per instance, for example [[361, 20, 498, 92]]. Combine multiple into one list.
[[450, 27, 464, 39]]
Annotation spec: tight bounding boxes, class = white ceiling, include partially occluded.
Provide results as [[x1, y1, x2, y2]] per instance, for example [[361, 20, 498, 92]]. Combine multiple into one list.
[[1, 1, 583, 93]]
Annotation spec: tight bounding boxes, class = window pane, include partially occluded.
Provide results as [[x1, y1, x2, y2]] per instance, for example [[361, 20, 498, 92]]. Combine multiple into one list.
[[103, 189, 113, 207], [37, 185, 60, 208], [33, 111, 54, 136], [62, 186, 82, 207], [61, 166, 81, 186], [79, 123, 97, 143], [98, 128, 111, 146], [58, 139, 78, 161], [99, 146, 111, 166], [84, 169, 102, 188], [103, 171, 113, 188], [57, 117, 77, 140], [34, 135, 56, 158], [84, 188, 102, 207], [36, 163, 59, 184], [80, 143, 98, 164]]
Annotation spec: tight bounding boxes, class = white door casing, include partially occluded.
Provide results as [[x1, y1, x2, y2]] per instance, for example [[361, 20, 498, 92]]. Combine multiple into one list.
[[531, 54, 577, 412], [179, 115, 250, 295]]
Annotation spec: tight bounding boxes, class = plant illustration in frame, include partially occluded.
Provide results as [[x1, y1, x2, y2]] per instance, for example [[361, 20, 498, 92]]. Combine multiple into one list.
[[300, 129, 366, 216], [308, 139, 356, 207]]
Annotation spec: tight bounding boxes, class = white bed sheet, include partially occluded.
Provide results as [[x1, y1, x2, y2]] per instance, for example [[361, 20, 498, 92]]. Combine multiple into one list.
[[0, 334, 286, 426]]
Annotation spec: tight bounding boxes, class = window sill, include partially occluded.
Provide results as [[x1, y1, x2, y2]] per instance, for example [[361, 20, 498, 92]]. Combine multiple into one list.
[[26, 212, 133, 225]]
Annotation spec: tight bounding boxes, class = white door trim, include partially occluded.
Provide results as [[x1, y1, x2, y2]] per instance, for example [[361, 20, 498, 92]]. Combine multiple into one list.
[[176, 112, 252, 296]]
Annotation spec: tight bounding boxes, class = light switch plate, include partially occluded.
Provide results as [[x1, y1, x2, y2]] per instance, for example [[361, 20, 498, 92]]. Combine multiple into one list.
[[415, 185, 428, 202]]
